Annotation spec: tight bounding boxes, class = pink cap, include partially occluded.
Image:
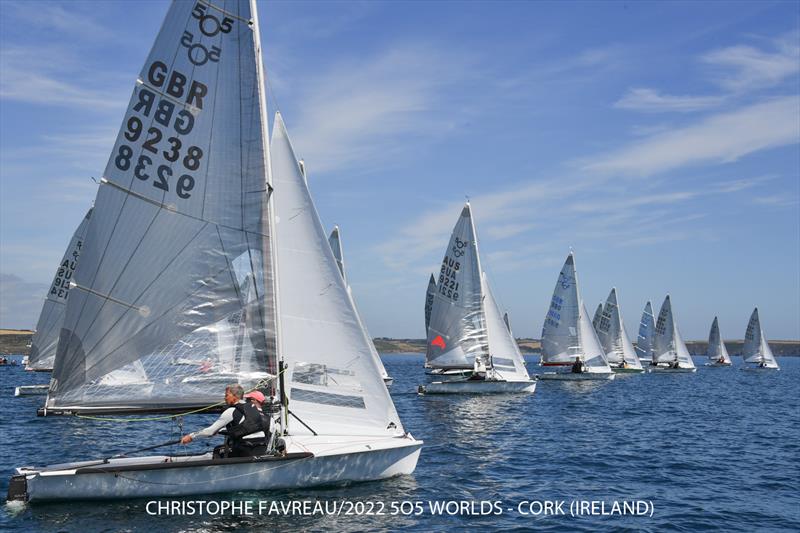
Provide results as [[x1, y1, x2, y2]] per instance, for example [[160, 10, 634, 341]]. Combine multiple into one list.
[[244, 391, 266, 403]]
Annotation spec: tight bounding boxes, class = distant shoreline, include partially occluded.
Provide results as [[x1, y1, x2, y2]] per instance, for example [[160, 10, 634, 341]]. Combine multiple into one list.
[[1, 330, 798, 356]]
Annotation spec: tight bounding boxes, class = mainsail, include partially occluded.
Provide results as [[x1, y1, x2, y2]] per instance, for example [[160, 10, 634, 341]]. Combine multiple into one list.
[[425, 203, 487, 369], [541, 253, 611, 372], [47, 0, 276, 412], [653, 295, 695, 368], [424, 273, 436, 335], [742, 308, 779, 368], [706, 317, 731, 364], [27, 208, 93, 371], [636, 301, 655, 361], [596, 288, 642, 369], [328, 226, 392, 384], [271, 113, 402, 436]]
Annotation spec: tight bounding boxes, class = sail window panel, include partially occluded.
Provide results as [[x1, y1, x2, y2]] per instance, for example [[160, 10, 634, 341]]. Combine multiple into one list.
[[290, 388, 366, 410]]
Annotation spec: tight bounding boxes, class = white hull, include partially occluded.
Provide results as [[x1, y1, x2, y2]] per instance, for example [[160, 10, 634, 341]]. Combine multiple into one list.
[[419, 379, 536, 394], [611, 366, 645, 374], [9, 435, 422, 503], [424, 368, 473, 381], [14, 385, 49, 397], [538, 372, 615, 381], [647, 366, 697, 373], [704, 362, 732, 367]]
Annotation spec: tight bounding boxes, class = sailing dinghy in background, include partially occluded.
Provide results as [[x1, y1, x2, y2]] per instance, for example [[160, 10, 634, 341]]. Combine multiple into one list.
[[705, 317, 732, 367], [420, 203, 535, 394], [538, 253, 615, 381], [592, 303, 603, 333], [649, 296, 696, 373], [328, 225, 393, 385], [424, 273, 436, 336], [25, 208, 93, 373], [741, 308, 779, 370], [8, 0, 420, 503], [635, 301, 656, 364], [595, 288, 644, 374]]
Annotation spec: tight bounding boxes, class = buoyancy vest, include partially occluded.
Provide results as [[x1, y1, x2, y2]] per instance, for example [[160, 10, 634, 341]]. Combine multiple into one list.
[[225, 402, 270, 443]]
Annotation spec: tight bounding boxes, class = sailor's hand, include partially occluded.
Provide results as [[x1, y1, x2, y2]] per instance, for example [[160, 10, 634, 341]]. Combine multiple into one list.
[[180, 435, 193, 444]]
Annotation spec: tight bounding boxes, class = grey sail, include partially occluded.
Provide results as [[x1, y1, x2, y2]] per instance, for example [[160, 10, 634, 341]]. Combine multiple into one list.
[[27, 208, 93, 371], [742, 308, 779, 368], [706, 317, 731, 364], [425, 203, 488, 369], [541, 253, 580, 365], [592, 303, 603, 333], [596, 288, 642, 369], [636, 301, 655, 361], [271, 113, 402, 436], [47, 0, 276, 412], [424, 273, 436, 335], [328, 226, 391, 383]]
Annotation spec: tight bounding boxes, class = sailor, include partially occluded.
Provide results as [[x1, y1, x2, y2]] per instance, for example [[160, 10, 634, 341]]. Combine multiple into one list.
[[180, 384, 269, 458], [469, 357, 488, 380], [571, 356, 583, 373]]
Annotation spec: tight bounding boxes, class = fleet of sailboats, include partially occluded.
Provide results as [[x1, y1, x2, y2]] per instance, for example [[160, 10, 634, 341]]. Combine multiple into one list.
[[4, 0, 791, 508]]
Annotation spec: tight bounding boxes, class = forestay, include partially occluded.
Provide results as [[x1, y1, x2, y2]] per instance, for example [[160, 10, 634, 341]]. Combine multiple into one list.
[[328, 226, 391, 383], [742, 308, 778, 367], [706, 317, 731, 364], [27, 208, 93, 371], [47, 0, 276, 411], [271, 113, 402, 436], [636, 301, 655, 361], [482, 273, 529, 381], [425, 204, 488, 369], [596, 288, 642, 368]]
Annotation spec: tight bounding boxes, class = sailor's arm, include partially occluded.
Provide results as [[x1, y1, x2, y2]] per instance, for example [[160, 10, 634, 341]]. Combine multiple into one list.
[[180, 408, 235, 443]]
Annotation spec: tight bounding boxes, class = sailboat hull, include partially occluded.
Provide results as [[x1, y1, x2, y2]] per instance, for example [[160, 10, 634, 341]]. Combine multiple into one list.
[[8, 435, 422, 503], [647, 366, 697, 373], [419, 379, 536, 394], [612, 367, 645, 374], [741, 366, 779, 371], [537, 372, 615, 381], [704, 362, 732, 367], [14, 385, 49, 397]]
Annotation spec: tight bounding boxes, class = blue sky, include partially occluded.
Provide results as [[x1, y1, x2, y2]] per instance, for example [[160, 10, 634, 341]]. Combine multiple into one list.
[[1, 0, 798, 341]]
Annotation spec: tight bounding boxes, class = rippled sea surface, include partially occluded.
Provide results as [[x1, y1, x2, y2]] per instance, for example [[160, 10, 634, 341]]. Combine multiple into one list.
[[2, 353, 799, 532]]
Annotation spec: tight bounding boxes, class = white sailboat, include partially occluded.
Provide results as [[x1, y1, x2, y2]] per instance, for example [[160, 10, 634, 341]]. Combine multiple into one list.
[[635, 301, 655, 363], [595, 288, 644, 373], [328, 225, 393, 385], [705, 317, 732, 367], [741, 308, 779, 370], [25, 208, 93, 372], [420, 203, 535, 393], [9, 0, 420, 503], [538, 253, 615, 381], [648, 295, 696, 373]]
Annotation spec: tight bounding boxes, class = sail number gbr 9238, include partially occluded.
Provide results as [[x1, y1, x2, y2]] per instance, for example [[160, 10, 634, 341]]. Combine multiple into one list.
[[112, 2, 238, 201]]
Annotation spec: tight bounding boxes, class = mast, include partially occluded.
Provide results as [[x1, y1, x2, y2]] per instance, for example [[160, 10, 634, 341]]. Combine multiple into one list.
[[466, 202, 491, 369]]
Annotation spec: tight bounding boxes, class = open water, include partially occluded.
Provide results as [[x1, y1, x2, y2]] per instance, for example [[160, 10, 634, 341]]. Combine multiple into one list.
[[1, 353, 798, 532]]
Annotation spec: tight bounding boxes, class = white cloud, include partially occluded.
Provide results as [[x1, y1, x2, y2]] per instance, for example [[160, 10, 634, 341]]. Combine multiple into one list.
[[583, 96, 800, 177], [614, 88, 725, 112], [702, 32, 800, 92]]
